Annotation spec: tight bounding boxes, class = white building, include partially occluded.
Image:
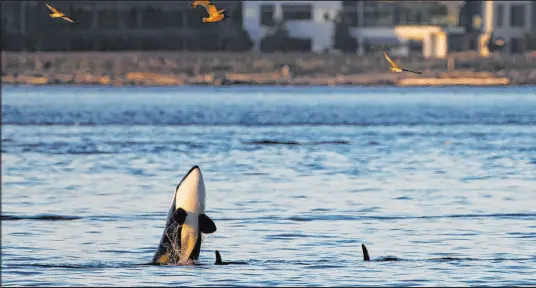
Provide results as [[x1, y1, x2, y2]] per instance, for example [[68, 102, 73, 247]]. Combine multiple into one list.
[[342, 1, 457, 59], [347, 25, 451, 59], [243, 1, 341, 53], [242, 1, 467, 59]]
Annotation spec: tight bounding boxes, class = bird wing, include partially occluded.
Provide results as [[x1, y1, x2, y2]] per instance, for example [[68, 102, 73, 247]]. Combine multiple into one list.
[[401, 69, 422, 74], [199, 1, 212, 6], [195, 1, 212, 10], [204, 3, 220, 17], [61, 16, 75, 23], [384, 52, 400, 70], [45, 3, 60, 14]]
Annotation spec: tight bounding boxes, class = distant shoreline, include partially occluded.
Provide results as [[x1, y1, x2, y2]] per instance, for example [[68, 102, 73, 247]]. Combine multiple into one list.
[[2, 51, 536, 87]]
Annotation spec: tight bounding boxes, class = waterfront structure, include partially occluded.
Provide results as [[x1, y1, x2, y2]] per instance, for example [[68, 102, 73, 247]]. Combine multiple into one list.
[[244, 1, 464, 58], [460, 0, 536, 55], [1, 1, 247, 51]]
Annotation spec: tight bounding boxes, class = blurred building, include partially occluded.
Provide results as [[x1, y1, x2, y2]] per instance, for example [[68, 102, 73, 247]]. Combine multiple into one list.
[[1, 1, 251, 51], [338, 1, 465, 58], [244, 1, 464, 58], [459, 0, 536, 55], [243, 1, 340, 53], [3, 1, 534, 56]]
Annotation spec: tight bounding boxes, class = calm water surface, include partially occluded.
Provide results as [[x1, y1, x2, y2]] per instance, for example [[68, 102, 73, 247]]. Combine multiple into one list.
[[2, 85, 536, 286]]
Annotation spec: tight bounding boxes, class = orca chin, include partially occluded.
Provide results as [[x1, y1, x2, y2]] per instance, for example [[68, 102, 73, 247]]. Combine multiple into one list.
[[151, 166, 217, 265]]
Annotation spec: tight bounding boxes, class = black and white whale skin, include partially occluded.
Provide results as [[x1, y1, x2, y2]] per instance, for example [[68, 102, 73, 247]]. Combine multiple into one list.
[[151, 166, 217, 265]]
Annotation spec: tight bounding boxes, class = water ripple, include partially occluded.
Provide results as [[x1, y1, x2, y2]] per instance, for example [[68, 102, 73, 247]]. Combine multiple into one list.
[[2, 85, 536, 286]]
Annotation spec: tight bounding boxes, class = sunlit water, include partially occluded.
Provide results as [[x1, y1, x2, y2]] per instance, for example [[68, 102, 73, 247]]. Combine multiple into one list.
[[2, 85, 536, 286]]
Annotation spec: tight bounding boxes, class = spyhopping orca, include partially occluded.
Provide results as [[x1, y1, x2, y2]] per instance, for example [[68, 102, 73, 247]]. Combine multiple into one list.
[[152, 166, 217, 265], [215, 250, 248, 265], [361, 244, 401, 262]]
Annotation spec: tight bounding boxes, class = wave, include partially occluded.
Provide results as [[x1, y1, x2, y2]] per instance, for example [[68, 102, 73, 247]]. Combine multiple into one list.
[[3, 106, 536, 126], [4, 256, 534, 270], [4, 212, 534, 223], [244, 140, 350, 146], [2, 214, 82, 221], [285, 212, 536, 222]]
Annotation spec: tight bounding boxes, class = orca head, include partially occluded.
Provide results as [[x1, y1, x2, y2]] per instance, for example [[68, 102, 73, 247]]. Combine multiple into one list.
[[172, 166, 216, 264]]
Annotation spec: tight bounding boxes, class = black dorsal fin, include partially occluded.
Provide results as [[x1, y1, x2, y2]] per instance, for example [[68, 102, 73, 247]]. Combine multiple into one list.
[[215, 250, 223, 265], [362, 244, 371, 261]]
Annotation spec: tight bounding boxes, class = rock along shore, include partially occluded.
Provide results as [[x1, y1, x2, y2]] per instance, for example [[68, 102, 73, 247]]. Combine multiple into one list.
[[2, 51, 536, 87]]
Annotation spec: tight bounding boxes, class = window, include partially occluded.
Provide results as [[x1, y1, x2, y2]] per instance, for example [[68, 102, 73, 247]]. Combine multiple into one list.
[[415, 11, 422, 24], [533, 1, 536, 30], [510, 5, 525, 27], [286, 38, 311, 52], [71, 7, 93, 30], [496, 4, 503, 28], [363, 2, 378, 26], [408, 40, 423, 53], [429, 3, 448, 17], [185, 8, 204, 29], [282, 4, 312, 21], [344, 11, 358, 27], [98, 9, 118, 30], [25, 4, 39, 33], [395, 7, 411, 25], [7, 2, 21, 31], [260, 4, 275, 26], [160, 9, 182, 29], [343, 1, 358, 26], [230, 7, 243, 28], [510, 37, 525, 53], [364, 2, 396, 27], [121, 8, 138, 29], [141, 7, 162, 29]]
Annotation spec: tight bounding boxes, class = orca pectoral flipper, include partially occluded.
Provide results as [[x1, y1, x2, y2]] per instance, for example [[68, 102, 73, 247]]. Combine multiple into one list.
[[173, 208, 187, 225], [199, 214, 216, 234], [362, 244, 371, 261]]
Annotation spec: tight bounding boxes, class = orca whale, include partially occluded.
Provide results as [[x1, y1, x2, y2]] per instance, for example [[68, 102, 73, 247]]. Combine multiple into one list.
[[361, 244, 401, 262], [151, 166, 217, 265], [214, 250, 248, 265]]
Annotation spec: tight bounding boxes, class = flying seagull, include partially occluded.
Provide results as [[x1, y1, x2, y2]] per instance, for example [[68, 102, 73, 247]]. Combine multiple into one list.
[[384, 52, 421, 74], [191, 1, 230, 23], [45, 3, 76, 23]]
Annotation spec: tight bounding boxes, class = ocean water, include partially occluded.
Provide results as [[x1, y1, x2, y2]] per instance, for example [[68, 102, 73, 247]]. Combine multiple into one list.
[[2, 85, 536, 286]]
